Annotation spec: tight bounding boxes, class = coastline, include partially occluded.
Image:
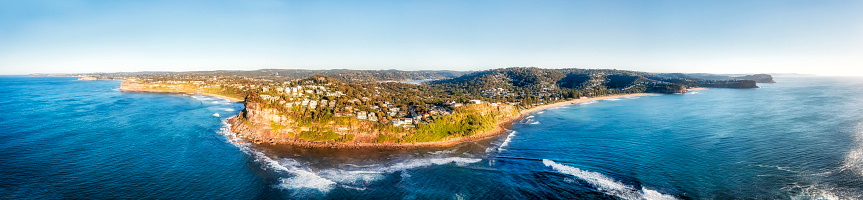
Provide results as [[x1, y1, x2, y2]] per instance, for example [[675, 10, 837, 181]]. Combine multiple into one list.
[[195, 93, 244, 102], [118, 82, 245, 102], [229, 92, 655, 149], [518, 93, 653, 116]]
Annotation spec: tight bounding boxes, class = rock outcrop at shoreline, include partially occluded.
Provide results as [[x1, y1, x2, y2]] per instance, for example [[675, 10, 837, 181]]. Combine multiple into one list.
[[699, 80, 758, 89], [736, 74, 776, 83]]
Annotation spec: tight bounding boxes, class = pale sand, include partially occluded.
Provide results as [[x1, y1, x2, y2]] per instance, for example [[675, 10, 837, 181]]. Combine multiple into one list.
[[200, 93, 244, 102], [519, 93, 653, 115]]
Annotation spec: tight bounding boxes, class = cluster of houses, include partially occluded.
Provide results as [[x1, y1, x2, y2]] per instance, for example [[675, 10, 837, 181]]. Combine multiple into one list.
[[150, 77, 515, 128], [481, 87, 512, 97]]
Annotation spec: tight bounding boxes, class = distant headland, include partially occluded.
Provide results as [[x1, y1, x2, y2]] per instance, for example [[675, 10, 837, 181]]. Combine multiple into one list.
[[44, 67, 769, 148]]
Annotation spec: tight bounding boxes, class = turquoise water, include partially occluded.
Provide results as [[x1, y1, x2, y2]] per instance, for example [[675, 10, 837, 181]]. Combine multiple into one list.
[[2, 76, 862, 199]]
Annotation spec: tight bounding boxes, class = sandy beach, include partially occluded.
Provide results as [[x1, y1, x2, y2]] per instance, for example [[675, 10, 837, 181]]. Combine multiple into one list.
[[199, 93, 244, 102], [518, 93, 653, 116], [118, 81, 245, 102]]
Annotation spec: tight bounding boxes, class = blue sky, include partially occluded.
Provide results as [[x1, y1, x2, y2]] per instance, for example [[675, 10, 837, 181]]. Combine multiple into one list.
[[1, 0, 861, 75]]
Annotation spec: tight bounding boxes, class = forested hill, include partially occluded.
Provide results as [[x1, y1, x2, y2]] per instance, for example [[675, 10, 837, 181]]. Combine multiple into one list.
[[38, 67, 768, 93], [687, 73, 776, 83], [428, 67, 730, 96]]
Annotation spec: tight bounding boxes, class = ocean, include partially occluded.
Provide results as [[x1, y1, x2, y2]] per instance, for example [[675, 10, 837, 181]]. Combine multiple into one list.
[[1, 76, 862, 199]]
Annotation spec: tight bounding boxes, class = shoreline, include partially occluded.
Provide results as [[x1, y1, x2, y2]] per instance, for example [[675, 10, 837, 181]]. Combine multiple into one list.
[[230, 92, 656, 149], [118, 82, 245, 102], [121, 89, 245, 103], [518, 93, 653, 116], [195, 93, 244, 102]]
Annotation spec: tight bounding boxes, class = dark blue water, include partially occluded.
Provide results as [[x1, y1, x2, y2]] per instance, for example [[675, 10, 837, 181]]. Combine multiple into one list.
[[2, 76, 862, 199]]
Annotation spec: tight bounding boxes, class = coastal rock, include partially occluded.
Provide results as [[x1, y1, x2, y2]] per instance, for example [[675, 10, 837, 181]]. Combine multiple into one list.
[[698, 80, 758, 89], [735, 74, 776, 83], [646, 84, 688, 94]]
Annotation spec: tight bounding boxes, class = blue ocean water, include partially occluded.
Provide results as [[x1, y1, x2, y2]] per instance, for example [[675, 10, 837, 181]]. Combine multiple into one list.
[[2, 76, 863, 199]]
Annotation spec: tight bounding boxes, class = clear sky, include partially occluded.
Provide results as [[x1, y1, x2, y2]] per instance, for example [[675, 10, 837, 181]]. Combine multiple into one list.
[[1, 0, 861, 76]]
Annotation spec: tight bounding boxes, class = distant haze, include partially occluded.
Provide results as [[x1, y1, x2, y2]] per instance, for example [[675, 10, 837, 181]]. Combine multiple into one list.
[[1, 0, 861, 76]]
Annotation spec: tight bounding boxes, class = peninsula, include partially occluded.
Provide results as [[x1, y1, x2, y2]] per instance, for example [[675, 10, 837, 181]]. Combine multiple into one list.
[[104, 67, 764, 148]]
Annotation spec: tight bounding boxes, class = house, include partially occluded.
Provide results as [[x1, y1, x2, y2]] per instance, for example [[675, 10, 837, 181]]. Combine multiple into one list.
[[392, 119, 405, 127], [470, 99, 482, 104]]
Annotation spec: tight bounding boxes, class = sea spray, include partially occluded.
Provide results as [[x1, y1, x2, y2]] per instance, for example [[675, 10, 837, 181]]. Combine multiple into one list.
[[542, 159, 677, 200], [497, 131, 517, 152], [219, 120, 484, 193]]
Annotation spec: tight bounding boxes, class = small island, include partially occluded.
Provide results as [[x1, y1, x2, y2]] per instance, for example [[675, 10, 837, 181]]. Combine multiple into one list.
[[111, 67, 764, 148]]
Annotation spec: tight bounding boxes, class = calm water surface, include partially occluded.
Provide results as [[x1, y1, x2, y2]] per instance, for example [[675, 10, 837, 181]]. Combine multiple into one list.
[[2, 76, 862, 199]]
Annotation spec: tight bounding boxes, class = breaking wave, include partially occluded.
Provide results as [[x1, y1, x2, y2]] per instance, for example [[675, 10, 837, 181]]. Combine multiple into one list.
[[542, 159, 677, 200], [580, 100, 598, 105], [218, 121, 482, 193], [497, 131, 517, 152]]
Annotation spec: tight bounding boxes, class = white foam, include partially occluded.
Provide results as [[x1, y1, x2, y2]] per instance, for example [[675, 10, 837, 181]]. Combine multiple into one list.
[[529, 121, 540, 125], [223, 108, 235, 112], [786, 183, 849, 200], [217, 120, 336, 192], [498, 131, 517, 152], [217, 118, 484, 193], [841, 124, 863, 176], [752, 164, 799, 173], [386, 157, 483, 172], [429, 149, 458, 155], [542, 159, 678, 200], [581, 100, 598, 105], [277, 169, 337, 192], [603, 98, 622, 101]]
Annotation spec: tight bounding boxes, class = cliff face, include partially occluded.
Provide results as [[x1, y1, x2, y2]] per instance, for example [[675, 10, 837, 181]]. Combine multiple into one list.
[[229, 102, 292, 143], [118, 82, 143, 91], [647, 84, 688, 94]]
